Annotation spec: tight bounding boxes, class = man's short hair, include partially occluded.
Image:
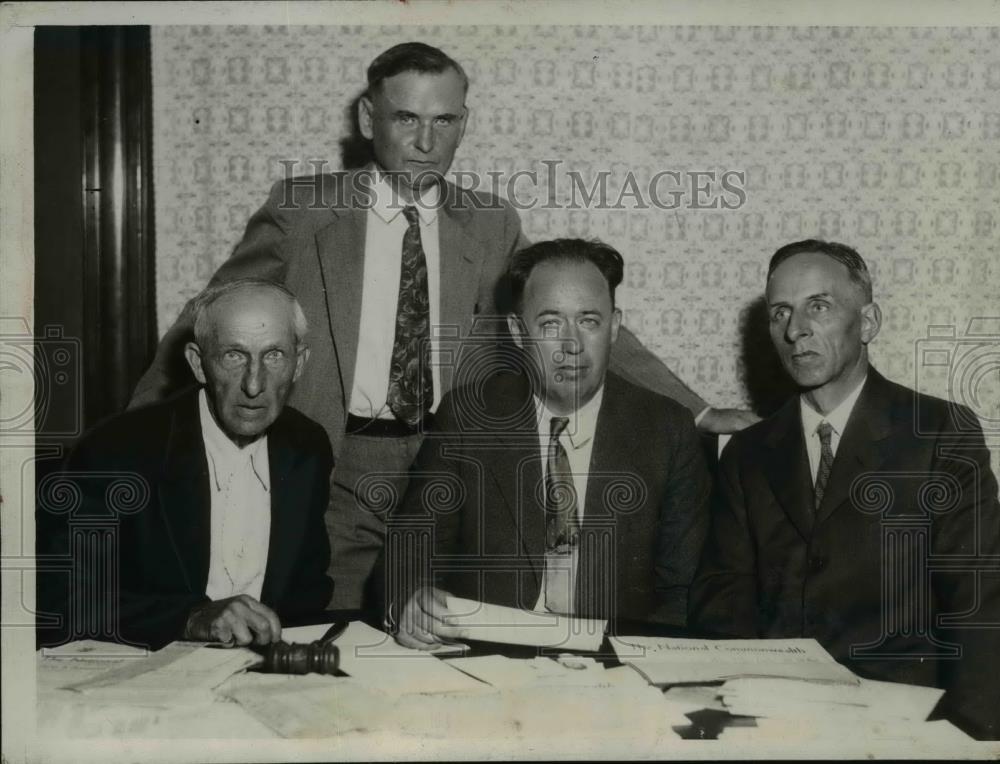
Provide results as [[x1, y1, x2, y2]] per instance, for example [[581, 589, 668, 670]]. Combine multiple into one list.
[[767, 239, 873, 302], [366, 41, 469, 96], [507, 238, 625, 314], [188, 278, 308, 348]]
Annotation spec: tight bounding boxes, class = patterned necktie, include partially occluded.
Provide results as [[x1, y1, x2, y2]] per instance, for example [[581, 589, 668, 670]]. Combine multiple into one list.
[[545, 416, 579, 552], [814, 421, 835, 510], [386, 206, 433, 426]]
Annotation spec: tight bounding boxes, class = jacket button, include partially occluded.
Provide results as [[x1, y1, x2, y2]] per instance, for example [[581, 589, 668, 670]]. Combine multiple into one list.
[[809, 556, 825, 572]]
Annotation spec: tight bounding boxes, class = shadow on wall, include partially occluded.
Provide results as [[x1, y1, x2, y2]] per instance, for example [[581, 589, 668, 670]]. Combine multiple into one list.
[[739, 295, 798, 418]]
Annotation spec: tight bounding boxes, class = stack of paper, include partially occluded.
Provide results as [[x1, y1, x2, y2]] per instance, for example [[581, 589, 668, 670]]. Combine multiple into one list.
[[720, 676, 944, 721], [609, 636, 858, 685], [61, 641, 263, 706], [224, 673, 682, 743], [445, 654, 646, 690]]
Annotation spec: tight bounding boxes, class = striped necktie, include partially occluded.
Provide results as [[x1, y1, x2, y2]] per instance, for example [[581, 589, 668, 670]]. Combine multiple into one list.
[[814, 421, 835, 510]]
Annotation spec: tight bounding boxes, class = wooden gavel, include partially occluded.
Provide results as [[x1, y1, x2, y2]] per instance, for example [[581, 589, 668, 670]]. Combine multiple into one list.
[[253, 639, 341, 675]]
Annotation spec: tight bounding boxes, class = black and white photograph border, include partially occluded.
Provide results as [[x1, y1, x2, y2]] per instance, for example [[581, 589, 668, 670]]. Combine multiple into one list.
[[3, 0, 1000, 761]]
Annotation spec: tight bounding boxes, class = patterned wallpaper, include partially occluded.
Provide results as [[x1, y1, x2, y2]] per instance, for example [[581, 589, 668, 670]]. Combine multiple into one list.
[[151, 25, 1000, 474]]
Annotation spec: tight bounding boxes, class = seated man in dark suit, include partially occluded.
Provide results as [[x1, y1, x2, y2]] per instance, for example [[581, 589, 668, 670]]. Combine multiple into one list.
[[39, 279, 333, 650], [689, 239, 1000, 739], [389, 238, 711, 649]]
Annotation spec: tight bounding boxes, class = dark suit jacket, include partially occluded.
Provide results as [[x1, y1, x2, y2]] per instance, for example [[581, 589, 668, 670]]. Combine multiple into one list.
[[39, 390, 334, 650], [129, 170, 707, 458], [389, 371, 711, 626], [689, 367, 1000, 739]]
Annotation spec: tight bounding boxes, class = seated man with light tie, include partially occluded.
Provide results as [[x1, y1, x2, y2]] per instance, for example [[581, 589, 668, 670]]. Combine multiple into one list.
[[39, 279, 333, 650], [389, 238, 711, 649], [689, 240, 1000, 739]]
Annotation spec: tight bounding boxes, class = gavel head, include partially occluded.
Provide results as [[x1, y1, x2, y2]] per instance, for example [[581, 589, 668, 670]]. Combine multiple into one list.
[[258, 640, 340, 675]]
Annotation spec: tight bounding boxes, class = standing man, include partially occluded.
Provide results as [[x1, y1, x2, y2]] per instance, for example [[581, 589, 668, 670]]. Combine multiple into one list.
[[689, 240, 1000, 739], [41, 279, 333, 650], [131, 42, 751, 611], [393, 239, 711, 649]]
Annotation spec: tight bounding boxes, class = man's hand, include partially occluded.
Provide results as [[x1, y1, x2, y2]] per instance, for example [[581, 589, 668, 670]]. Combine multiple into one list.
[[184, 595, 282, 646], [698, 407, 761, 434], [395, 586, 463, 650]]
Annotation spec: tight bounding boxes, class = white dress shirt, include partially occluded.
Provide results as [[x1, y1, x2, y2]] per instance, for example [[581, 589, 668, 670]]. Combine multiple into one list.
[[531, 387, 605, 614], [199, 390, 271, 601], [349, 174, 442, 418], [799, 376, 867, 483]]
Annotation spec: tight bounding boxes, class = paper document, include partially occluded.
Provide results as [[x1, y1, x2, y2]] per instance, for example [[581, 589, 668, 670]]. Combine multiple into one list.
[[63, 641, 263, 704], [609, 636, 858, 685], [720, 676, 944, 721], [320, 621, 485, 695], [446, 654, 627, 689], [442, 596, 606, 652], [226, 674, 680, 743]]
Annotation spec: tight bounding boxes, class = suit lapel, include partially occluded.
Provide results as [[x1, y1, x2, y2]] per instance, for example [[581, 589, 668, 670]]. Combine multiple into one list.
[[314, 178, 368, 407], [260, 416, 305, 604], [814, 370, 893, 526], [576, 377, 638, 614], [439, 190, 486, 395], [157, 392, 212, 595], [763, 398, 816, 540], [483, 376, 546, 585]]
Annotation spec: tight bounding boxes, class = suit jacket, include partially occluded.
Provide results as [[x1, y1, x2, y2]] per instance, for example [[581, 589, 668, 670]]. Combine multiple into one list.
[[689, 367, 1000, 739], [39, 390, 334, 650], [389, 371, 711, 626], [129, 169, 707, 458]]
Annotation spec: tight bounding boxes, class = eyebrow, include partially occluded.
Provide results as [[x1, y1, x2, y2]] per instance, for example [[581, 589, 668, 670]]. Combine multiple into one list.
[[769, 291, 833, 306], [393, 109, 461, 120]]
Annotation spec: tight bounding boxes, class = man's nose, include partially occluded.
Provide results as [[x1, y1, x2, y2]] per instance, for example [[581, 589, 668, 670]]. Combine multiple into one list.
[[785, 310, 811, 343], [560, 325, 582, 354], [242, 359, 266, 397], [414, 121, 435, 154]]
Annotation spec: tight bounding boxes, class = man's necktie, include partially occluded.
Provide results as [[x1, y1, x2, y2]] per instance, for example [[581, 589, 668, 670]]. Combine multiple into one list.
[[545, 416, 579, 552], [814, 421, 835, 510], [386, 206, 433, 426]]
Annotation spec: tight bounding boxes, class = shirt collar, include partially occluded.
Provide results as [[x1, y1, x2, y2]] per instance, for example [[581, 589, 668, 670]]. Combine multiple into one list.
[[800, 374, 867, 439], [535, 386, 605, 450], [198, 389, 270, 491], [369, 170, 440, 225]]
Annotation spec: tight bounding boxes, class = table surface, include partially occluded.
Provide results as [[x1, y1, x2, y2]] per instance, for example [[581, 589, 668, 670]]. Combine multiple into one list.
[[34, 617, 990, 758]]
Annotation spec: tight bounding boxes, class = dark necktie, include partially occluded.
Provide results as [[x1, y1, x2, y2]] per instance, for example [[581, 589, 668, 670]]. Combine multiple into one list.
[[814, 421, 835, 510], [386, 206, 433, 426], [545, 416, 579, 552]]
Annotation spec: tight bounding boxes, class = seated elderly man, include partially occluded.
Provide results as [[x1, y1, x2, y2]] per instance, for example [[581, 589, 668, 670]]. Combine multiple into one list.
[[40, 279, 333, 649], [388, 239, 711, 649]]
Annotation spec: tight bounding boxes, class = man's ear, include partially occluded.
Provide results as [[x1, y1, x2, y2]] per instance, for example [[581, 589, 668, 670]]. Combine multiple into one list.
[[293, 345, 310, 383], [860, 301, 882, 345], [506, 314, 525, 349], [456, 105, 469, 147], [358, 95, 375, 141], [610, 308, 622, 344], [184, 341, 208, 385]]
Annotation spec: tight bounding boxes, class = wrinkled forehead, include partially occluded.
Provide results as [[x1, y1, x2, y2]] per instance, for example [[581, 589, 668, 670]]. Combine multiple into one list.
[[204, 289, 297, 343], [373, 68, 467, 108], [523, 260, 613, 314], [765, 252, 857, 303]]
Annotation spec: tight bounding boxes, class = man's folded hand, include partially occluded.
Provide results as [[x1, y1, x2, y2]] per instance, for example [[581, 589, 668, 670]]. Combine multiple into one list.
[[184, 594, 282, 646]]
